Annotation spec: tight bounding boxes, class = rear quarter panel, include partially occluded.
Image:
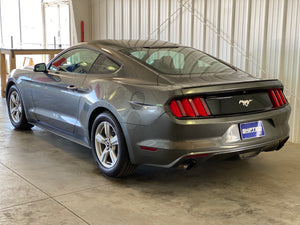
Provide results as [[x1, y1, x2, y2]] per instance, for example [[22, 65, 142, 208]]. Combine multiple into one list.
[[75, 74, 181, 163]]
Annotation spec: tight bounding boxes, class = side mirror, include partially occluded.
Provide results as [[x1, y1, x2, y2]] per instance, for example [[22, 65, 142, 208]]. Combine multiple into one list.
[[33, 63, 47, 72]]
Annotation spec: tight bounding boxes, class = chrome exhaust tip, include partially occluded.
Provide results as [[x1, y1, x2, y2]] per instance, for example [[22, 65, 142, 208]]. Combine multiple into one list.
[[178, 159, 197, 170]]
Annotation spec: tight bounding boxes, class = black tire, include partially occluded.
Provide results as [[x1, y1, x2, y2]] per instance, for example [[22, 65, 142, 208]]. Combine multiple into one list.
[[7, 85, 33, 130], [91, 112, 136, 177]]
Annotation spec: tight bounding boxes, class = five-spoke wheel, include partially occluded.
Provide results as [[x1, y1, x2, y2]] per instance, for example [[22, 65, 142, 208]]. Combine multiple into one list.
[[91, 112, 136, 177], [7, 85, 33, 130], [95, 121, 119, 168], [9, 90, 22, 123]]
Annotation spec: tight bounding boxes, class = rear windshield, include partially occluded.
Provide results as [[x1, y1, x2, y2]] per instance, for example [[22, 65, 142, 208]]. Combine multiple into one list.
[[122, 47, 236, 75]]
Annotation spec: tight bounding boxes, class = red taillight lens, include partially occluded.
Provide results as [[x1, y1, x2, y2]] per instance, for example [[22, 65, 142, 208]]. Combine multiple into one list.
[[170, 100, 182, 117], [268, 88, 287, 108], [181, 98, 196, 117], [274, 89, 284, 105], [193, 97, 210, 116], [169, 97, 211, 118], [269, 90, 280, 107], [278, 89, 286, 105]]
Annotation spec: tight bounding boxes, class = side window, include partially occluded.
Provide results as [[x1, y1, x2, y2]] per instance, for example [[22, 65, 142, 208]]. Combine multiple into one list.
[[89, 55, 120, 74], [50, 48, 100, 74], [130, 50, 147, 59]]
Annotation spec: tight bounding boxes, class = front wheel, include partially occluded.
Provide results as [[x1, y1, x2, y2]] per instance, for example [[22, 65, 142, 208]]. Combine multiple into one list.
[[91, 112, 136, 177], [7, 85, 33, 130]]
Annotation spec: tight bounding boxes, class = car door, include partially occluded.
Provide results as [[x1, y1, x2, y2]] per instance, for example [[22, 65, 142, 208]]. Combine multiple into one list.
[[31, 48, 100, 134], [74, 54, 122, 139]]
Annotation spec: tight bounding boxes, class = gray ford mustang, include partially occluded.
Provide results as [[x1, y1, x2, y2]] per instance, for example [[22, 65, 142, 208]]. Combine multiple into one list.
[[6, 40, 291, 177]]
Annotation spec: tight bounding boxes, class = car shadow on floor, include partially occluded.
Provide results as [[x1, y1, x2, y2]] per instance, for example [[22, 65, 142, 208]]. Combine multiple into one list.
[[17, 126, 95, 163], [12, 126, 279, 191]]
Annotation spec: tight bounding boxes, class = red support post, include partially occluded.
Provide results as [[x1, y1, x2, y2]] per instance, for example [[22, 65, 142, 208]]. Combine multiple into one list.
[[81, 20, 84, 42]]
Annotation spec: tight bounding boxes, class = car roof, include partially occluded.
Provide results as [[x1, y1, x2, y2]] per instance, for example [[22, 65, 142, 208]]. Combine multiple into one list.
[[84, 39, 181, 51]]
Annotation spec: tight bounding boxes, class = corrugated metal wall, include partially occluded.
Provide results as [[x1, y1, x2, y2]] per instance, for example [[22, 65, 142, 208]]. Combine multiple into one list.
[[90, 0, 300, 143]]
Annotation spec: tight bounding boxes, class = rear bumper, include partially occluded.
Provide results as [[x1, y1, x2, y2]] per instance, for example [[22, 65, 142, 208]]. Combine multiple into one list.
[[125, 105, 291, 167], [154, 136, 289, 168]]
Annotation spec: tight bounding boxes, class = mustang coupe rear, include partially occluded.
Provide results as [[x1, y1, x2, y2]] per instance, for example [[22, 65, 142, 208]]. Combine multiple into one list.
[[6, 40, 290, 177]]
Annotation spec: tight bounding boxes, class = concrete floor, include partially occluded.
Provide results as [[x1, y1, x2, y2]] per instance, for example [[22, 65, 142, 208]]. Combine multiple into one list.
[[0, 98, 300, 225]]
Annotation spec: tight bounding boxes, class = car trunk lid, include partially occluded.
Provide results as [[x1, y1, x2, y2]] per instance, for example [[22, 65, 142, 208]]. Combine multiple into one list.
[[166, 78, 287, 118]]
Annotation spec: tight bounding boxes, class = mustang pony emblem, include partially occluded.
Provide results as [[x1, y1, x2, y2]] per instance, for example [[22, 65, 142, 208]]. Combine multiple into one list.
[[239, 99, 253, 107]]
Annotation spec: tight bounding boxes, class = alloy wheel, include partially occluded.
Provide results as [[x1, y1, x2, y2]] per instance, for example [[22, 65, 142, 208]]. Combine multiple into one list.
[[94, 121, 119, 168], [9, 91, 22, 123]]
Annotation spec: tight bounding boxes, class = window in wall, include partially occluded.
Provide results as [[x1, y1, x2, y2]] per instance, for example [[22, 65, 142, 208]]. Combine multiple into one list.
[[0, 0, 3, 47], [0, 0, 20, 48], [20, 0, 43, 48], [43, 0, 70, 49], [0, 0, 70, 49]]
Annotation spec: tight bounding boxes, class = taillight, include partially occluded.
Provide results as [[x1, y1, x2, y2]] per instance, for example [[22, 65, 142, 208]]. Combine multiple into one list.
[[169, 97, 211, 118], [278, 89, 287, 105], [181, 98, 196, 117], [169, 100, 182, 117], [268, 88, 287, 108]]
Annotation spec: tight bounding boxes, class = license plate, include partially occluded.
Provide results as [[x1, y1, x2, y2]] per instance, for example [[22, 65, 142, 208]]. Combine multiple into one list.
[[240, 121, 265, 140]]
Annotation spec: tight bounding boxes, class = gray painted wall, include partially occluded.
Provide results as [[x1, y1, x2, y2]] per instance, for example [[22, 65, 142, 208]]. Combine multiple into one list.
[[73, 0, 300, 143]]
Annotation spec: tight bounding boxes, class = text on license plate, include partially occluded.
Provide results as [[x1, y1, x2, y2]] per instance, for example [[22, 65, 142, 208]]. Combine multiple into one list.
[[240, 121, 265, 140]]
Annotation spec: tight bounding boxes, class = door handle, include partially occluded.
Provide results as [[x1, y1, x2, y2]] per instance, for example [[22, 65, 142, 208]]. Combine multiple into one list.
[[67, 85, 78, 91]]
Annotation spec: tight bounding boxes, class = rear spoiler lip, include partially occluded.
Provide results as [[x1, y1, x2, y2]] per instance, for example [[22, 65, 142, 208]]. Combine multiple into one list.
[[181, 79, 283, 96]]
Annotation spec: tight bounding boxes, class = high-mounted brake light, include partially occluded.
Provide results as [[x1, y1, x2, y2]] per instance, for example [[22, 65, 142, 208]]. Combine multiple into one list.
[[169, 97, 211, 118], [268, 88, 287, 108]]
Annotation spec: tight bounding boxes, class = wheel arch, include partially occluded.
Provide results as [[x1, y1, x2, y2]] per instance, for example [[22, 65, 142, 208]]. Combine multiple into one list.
[[5, 80, 31, 118], [5, 79, 17, 98], [87, 104, 136, 164], [6, 81, 33, 129]]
